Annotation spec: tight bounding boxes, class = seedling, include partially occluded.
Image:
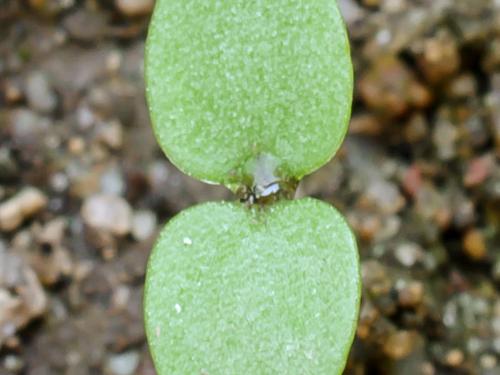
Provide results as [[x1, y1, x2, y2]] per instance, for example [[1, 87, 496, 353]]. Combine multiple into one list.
[[144, 1, 360, 374]]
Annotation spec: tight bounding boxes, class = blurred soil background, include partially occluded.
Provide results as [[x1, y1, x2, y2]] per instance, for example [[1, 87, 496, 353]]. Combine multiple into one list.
[[0, 0, 499, 374]]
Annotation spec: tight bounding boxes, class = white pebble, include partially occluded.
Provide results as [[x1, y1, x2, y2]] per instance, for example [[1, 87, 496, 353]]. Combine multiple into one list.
[[81, 193, 132, 236], [131, 210, 157, 241], [106, 351, 140, 375]]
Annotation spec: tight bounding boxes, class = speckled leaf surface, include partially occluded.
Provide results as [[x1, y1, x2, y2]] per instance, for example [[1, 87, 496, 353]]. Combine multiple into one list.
[[144, 198, 360, 374], [146, 0, 353, 186]]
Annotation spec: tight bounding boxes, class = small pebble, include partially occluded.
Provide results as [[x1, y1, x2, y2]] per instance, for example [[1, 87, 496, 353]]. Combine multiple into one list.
[[0, 187, 48, 232], [25, 71, 57, 114], [3, 354, 24, 372], [96, 120, 124, 150], [447, 74, 477, 99], [338, 0, 366, 26], [10, 109, 50, 147], [394, 242, 424, 267], [402, 164, 422, 198], [463, 229, 487, 261], [38, 217, 66, 245], [463, 155, 494, 188], [363, 179, 405, 214], [398, 280, 424, 307], [81, 193, 133, 236], [76, 105, 95, 129], [4, 79, 23, 103], [131, 210, 157, 241], [480, 354, 497, 369], [101, 167, 125, 196], [403, 113, 428, 143], [419, 32, 460, 83], [445, 348, 464, 367], [111, 285, 131, 310], [115, 0, 154, 17], [106, 51, 122, 73], [349, 113, 383, 136], [421, 362, 436, 375], [50, 172, 70, 193], [383, 331, 416, 359], [105, 351, 140, 375], [68, 137, 86, 155], [63, 8, 107, 42], [0, 251, 47, 346], [433, 120, 458, 161], [362, 260, 391, 295]]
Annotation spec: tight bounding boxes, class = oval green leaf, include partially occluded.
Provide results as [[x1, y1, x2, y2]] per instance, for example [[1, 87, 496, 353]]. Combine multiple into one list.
[[144, 198, 360, 374], [146, 0, 353, 186]]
